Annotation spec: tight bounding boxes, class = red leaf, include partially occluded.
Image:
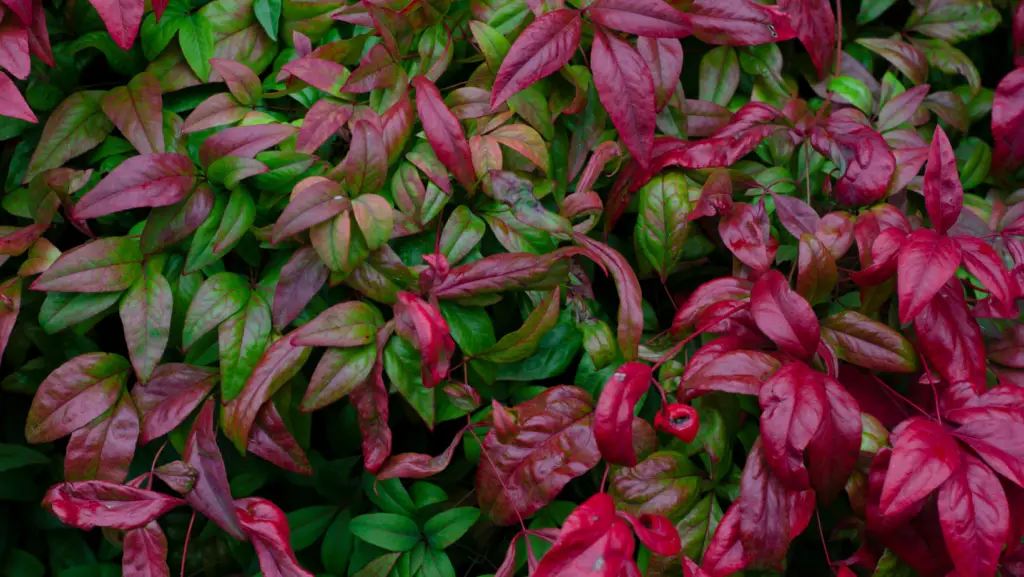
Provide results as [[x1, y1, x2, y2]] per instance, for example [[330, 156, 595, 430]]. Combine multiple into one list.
[[235, 497, 315, 577], [897, 229, 961, 324], [850, 227, 906, 286], [281, 58, 348, 97], [957, 236, 1016, 310], [74, 154, 195, 220], [719, 201, 779, 275], [587, 0, 691, 38], [751, 270, 820, 359], [682, 333, 769, 380], [594, 362, 652, 467], [25, 353, 129, 444], [938, 453, 1009, 577], [340, 43, 398, 93], [100, 72, 164, 155], [954, 412, 1024, 489], [42, 481, 185, 530], [532, 493, 637, 577], [123, 521, 169, 577], [880, 417, 961, 518], [131, 364, 216, 444], [685, 0, 797, 46], [376, 429, 464, 480], [736, 439, 815, 568], [412, 76, 475, 194], [198, 124, 298, 168], [618, 511, 681, 556], [350, 324, 392, 473], [993, 67, 1024, 176], [87, 0, 144, 49], [758, 362, 827, 490], [637, 37, 683, 111], [394, 292, 454, 389], [382, 90, 413, 165], [814, 211, 855, 260], [923, 125, 963, 234], [431, 247, 583, 299], [805, 375, 862, 503], [0, 17, 29, 80], [247, 402, 311, 475], [0, 70, 34, 122], [489, 9, 581, 108], [295, 100, 352, 154], [335, 119, 387, 196], [0, 0, 31, 27], [877, 84, 931, 132], [701, 504, 747, 576], [591, 25, 656, 168], [777, 0, 835, 79], [772, 193, 821, 238], [65, 394, 139, 483], [1017, 0, 1024, 68], [681, 556, 709, 577], [809, 116, 895, 207], [681, 349, 781, 400], [183, 399, 245, 540], [575, 235, 643, 362], [272, 247, 329, 331], [671, 277, 752, 336], [476, 386, 600, 526]]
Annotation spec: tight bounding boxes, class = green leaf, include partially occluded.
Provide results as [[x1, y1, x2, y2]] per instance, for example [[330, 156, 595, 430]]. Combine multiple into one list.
[[699, 46, 739, 106], [1, 549, 45, 577], [419, 548, 456, 577], [179, 15, 215, 82], [411, 482, 448, 509], [438, 301, 495, 356], [32, 237, 143, 293], [140, 1, 189, 60], [828, 76, 873, 114], [218, 290, 272, 401], [423, 508, 479, 550], [40, 292, 122, 334], [349, 513, 422, 552], [481, 289, 560, 363], [351, 552, 402, 577], [364, 474, 417, 516], [0, 444, 49, 472], [635, 172, 691, 280], [857, 0, 898, 24], [288, 505, 339, 552], [384, 335, 435, 429], [872, 549, 917, 577], [182, 272, 251, 350], [496, 309, 582, 381], [468, 20, 509, 74], [23, 91, 113, 184], [254, 0, 281, 40], [321, 508, 354, 575], [119, 261, 173, 382], [184, 194, 228, 274]]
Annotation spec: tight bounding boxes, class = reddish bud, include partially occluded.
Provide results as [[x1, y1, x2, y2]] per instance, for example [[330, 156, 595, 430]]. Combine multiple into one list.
[[654, 404, 699, 443]]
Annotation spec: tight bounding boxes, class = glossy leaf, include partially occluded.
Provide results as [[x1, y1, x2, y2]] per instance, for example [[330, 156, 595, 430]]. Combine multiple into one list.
[[412, 76, 475, 194], [750, 270, 819, 359], [26, 353, 130, 444], [42, 481, 185, 530], [131, 364, 217, 444], [489, 9, 581, 108], [591, 25, 656, 168]]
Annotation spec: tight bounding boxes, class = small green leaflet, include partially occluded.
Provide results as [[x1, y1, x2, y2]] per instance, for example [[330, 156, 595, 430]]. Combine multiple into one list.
[[179, 15, 215, 82], [350, 513, 422, 552], [254, 0, 282, 41]]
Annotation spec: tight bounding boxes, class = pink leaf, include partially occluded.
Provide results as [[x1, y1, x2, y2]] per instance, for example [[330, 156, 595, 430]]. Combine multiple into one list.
[[198, 124, 297, 168], [272, 247, 329, 331], [340, 43, 398, 93], [235, 497, 315, 577], [809, 116, 895, 207], [758, 362, 827, 490], [772, 193, 821, 238], [751, 270, 820, 359], [0, 17, 29, 80], [412, 76, 476, 194], [394, 291, 454, 389], [209, 59, 262, 106], [992, 67, 1024, 176], [42, 480, 185, 530], [376, 429, 464, 480], [880, 417, 961, 518], [350, 324, 392, 473], [123, 521, 170, 577], [184, 399, 245, 540], [719, 202, 778, 275], [957, 236, 1016, 310], [671, 277, 753, 336], [594, 362, 653, 467], [489, 9, 581, 108], [181, 93, 247, 134], [897, 229, 961, 324], [681, 350, 781, 400], [685, 0, 797, 46], [0, 70, 34, 122], [938, 453, 1009, 577], [587, 0, 691, 38], [87, 0, 144, 50], [575, 235, 644, 361], [75, 154, 194, 220], [25, 353, 129, 444], [64, 394, 139, 483], [295, 100, 352, 154], [591, 25, 657, 168]]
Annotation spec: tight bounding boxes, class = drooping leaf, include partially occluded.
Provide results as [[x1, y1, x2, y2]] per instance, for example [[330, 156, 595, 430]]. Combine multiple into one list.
[[235, 497, 315, 577], [248, 401, 311, 475], [183, 398, 245, 540], [594, 362, 652, 467], [42, 481, 185, 530]]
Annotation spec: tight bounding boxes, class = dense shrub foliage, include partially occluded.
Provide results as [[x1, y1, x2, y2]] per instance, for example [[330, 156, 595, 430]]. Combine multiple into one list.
[[1, 0, 1024, 575]]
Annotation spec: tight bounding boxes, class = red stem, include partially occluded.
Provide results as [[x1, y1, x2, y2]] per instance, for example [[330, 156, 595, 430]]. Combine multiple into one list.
[[180, 511, 196, 577]]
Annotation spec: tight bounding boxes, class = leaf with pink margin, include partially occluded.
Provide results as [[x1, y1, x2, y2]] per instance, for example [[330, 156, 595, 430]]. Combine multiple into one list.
[[131, 364, 217, 444], [295, 100, 352, 154], [183, 398, 245, 540], [272, 247, 329, 331], [64, 394, 139, 483], [247, 402, 312, 475], [101, 72, 164, 154], [350, 323, 393, 473], [42, 481, 185, 530], [393, 292, 454, 389], [336, 119, 387, 196], [272, 177, 349, 244], [209, 59, 262, 106], [182, 93, 247, 134], [198, 124, 298, 168], [750, 270, 820, 359]]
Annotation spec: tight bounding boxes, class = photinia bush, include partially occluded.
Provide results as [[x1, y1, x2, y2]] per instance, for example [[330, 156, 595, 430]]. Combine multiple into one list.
[[1, 0, 1024, 575]]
